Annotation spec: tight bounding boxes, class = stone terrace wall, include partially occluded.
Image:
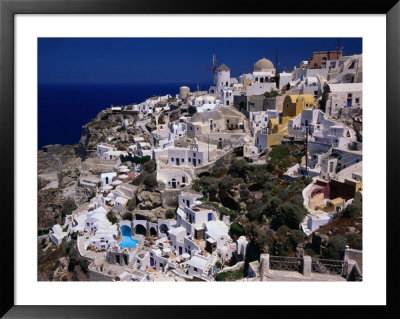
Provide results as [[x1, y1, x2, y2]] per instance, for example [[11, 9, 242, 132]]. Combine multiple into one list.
[[161, 189, 182, 207], [88, 266, 114, 281]]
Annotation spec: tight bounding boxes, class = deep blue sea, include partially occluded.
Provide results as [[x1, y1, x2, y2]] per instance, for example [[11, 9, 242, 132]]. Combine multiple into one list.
[[38, 82, 210, 149]]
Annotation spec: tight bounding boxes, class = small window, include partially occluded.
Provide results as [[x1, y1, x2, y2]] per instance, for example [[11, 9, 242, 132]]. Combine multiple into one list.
[[193, 153, 196, 157], [188, 158, 191, 162], [198, 159, 201, 164], [181, 158, 184, 163], [355, 98, 360, 103], [194, 267, 198, 272], [171, 157, 174, 161]]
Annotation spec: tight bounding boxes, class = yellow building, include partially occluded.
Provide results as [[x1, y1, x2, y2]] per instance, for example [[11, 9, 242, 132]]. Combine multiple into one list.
[[265, 94, 315, 147], [282, 94, 316, 117], [315, 197, 345, 213]]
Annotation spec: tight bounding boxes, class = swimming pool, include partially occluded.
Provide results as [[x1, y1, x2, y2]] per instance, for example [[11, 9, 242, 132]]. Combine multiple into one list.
[[119, 225, 139, 248]]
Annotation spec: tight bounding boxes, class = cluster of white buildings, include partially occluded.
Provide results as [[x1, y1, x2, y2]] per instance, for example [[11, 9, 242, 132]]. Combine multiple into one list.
[[47, 49, 362, 281]]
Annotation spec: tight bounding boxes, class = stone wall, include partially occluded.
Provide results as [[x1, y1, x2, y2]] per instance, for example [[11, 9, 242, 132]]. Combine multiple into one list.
[[161, 189, 182, 207], [88, 267, 114, 281], [218, 261, 244, 274]]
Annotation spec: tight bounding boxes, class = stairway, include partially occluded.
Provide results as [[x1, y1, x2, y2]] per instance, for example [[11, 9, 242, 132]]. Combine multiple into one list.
[[203, 238, 233, 276], [125, 259, 138, 273]]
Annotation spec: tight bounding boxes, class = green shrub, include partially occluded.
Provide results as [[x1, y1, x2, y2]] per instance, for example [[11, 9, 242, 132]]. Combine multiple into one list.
[[211, 164, 228, 178], [122, 213, 133, 221], [106, 211, 118, 225], [61, 198, 77, 218], [38, 229, 50, 236], [136, 155, 151, 165], [143, 159, 156, 173], [274, 202, 307, 230], [215, 268, 244, 281], [143, 173, 157, 188], [127, 196, 137, 211], [165, 209, 175, 219], [342, 205, 360, 220], [218, 207, 238, 221], [345, 233, 362, 250], [263, 90, 280, 98], [230, 159, 248, 177], [322, 235, 346, 260], [229, 222, 245, 237]]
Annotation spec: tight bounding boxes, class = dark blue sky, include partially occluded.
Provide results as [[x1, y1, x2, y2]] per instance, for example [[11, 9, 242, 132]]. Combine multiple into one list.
[[38, 38, 362, 85]]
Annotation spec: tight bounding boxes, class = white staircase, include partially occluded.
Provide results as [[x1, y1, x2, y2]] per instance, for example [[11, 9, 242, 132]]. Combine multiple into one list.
[[204, 239, 233, 277], [125, 259, 138, 273]]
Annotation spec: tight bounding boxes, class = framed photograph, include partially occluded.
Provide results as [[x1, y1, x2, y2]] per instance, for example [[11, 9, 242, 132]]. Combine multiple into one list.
[[1, 0, 398, 317]]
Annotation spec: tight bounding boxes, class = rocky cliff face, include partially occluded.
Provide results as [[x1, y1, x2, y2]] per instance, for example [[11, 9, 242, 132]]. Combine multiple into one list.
[[38, 145, 81, 230], [37, 109, 137, 230], [74, 110, 137, 159]]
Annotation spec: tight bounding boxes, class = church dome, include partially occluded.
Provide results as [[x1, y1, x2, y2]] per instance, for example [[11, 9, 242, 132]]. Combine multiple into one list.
[[253, 58, 274, 72]]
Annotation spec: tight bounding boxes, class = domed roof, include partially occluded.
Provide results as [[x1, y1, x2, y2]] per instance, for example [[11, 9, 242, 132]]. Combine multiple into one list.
[[253, 58, 274, 72]]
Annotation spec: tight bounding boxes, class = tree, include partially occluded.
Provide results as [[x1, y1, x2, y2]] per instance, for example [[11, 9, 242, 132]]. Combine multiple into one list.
[[345, 233, 362, 250], [274, 202, 307, 230], [322, 235, 346, 260], [136, 155, 151, 165], [122, 213, 133, 221], [106, 211, 117, 225], [263, 90, 279, 98], [61, 199, 77, 218], [229, 222, 245, 237], [143, 173, 157, 189], [342, 205, 360, 220], [165, 209, 175, 219], [127, 196, 137, 211], [230, 159, 248, 178], [143, 159, 156, 173]]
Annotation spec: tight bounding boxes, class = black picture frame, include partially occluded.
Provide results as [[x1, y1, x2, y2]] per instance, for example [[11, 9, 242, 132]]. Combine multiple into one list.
[[1, 0, 399, 317]]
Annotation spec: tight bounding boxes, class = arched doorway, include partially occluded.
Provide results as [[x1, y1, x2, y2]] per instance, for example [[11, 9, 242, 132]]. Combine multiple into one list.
[[135, 224, 146, 236], [159, 224, 169, 235], [150, 227, 157, 237], [121, 225, 132, 237], [171, 178, 177, 189]]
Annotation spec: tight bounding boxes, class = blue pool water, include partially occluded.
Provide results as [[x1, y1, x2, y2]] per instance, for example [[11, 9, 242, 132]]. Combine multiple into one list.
[[119, 225, 139, 248]]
